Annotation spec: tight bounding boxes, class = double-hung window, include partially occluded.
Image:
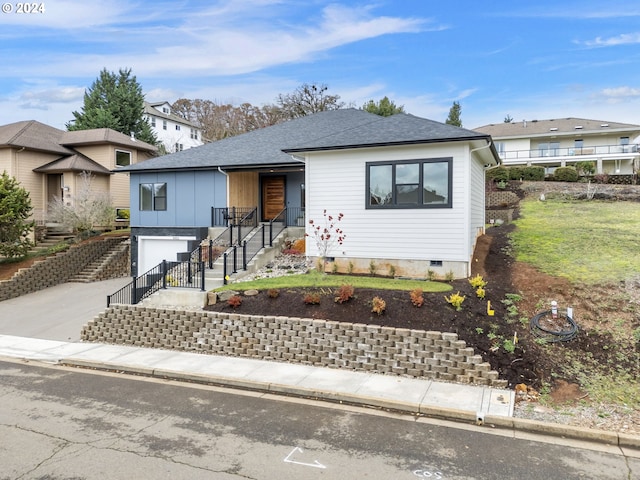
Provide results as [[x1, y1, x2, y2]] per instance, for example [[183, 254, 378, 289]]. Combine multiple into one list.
[[139, 183, 167, 211], [367, 158, 452, 209]]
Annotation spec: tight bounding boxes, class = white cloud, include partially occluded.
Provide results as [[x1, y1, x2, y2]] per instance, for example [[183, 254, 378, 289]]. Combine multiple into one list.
[[583, 32, 640, 47], [600, 86, 640, 101]]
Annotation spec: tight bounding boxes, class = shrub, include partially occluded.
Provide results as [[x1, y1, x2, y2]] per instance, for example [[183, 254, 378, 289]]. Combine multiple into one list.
[[331, 261, 339, 274], [371, 296, 386, 315], [410, 288, 424, 307], [469, 274, 487, 289], [227, 295, 242, 309], [292, 238, 305, 253], [334, 284, 355, 304], [347, 261, 354, 275], [303, 292, 321, 305], [508, 166, 525, 180], [594, 173, 609, 184], [475, 286, 486, 299], [426, 269, 437, 281], [369, 260, 377, 276], [444, 291, 466, 311], [487, 166, 509, 182], [553, 166, 579, 182], [445, 270, 455, 282], [267, 289, 280, 298], [576, 161, 596, 176], [522, 166, 545, 181]]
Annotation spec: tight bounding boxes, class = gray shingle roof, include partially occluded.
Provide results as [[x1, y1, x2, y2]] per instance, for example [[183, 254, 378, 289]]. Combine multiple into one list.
[[0, 120, 72, 154], [474, 117, 640, 138], [118, 109, 496, 173], [144, 102, 199, 128], [283, 113, 491, 152]]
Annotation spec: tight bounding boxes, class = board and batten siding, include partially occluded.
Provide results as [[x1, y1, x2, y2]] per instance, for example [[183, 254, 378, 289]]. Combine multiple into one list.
[[129, 170, 226, 228], [305, 142, 480, 277]]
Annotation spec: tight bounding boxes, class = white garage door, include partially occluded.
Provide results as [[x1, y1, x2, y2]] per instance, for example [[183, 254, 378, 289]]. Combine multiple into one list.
[[138, 236, 196, 275]]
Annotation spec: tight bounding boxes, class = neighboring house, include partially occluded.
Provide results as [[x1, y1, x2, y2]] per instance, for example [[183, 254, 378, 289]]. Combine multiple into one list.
[[0, 120, 157, 225], [117, 109, 500, 279], [144, 101, 204, 153], [474, 117, 640, 176]]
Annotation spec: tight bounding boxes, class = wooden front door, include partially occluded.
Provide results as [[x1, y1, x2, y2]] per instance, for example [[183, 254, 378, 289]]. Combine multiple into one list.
[[262, 176, 285, 221]]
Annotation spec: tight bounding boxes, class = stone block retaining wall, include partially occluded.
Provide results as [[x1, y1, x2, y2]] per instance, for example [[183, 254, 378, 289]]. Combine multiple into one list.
[[0, 237, 128, 302], [82, 305, 507, 388]]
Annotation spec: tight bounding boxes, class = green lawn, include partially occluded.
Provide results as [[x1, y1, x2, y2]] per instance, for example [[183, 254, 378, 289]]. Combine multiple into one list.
[[510, 198, 640, 284], [217, 269, 452, 292]]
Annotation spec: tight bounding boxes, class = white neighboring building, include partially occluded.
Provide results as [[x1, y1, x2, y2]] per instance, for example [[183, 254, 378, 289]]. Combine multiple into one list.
[[474, 117, 640, 176], [144, 101, 204, 153]]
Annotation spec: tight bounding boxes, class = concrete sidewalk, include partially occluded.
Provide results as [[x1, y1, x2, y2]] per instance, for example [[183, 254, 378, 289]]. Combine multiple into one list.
[[0, 334, 513, 421]]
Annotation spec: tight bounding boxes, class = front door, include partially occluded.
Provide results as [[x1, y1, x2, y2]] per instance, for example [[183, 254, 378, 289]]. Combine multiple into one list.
[[47, 174, 63, 211], [262, 176, 285, 221]]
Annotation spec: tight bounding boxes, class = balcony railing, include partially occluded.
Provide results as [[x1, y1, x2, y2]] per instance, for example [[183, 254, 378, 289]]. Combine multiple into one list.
[[500, 144, 639, 160]]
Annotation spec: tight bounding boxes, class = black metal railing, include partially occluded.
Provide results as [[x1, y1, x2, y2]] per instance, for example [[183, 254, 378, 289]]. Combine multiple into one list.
[[211, 206, 257, 227], [285, 206, 305, 227], [107, 260, 205, 307]]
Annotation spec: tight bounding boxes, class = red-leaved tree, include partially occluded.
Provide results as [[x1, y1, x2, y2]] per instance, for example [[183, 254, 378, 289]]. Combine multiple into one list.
[[306, 210, 346, 260]]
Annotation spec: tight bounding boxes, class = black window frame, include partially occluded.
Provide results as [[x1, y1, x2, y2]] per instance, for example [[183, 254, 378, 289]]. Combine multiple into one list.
[[139, 182, 167, 211], [366, 158, 453, 209]]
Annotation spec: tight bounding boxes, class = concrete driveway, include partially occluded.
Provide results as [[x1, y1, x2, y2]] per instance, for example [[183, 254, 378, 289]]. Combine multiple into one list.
[[0, 277, 130, 342]]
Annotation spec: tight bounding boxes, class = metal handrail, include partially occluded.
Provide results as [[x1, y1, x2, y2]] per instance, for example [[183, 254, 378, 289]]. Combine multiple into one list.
[[499, 143, 639, 160]]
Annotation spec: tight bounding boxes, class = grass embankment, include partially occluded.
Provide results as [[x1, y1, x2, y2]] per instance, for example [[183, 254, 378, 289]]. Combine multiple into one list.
[[513, 198, 640, 407], [511, 199, 640, 284], [217, 269, 452, 293]]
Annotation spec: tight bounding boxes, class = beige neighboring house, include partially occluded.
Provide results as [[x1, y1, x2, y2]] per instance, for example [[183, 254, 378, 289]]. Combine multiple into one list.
[[474, 117, 640, 176], [0, 120, 157, 226]]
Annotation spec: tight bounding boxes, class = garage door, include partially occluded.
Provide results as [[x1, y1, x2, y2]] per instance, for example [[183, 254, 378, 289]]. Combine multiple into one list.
[[138, 236, 196, 275]]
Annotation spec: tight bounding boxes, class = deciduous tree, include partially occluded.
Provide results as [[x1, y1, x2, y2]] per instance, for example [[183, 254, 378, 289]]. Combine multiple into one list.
[[276, 83, 345, 119]]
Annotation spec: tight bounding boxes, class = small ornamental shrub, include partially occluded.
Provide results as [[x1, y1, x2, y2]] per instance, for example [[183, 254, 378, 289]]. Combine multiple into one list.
[[553, 166, 579, 182], [292, 238, 305, 253], [334, 284, 355, 304], [594, 173, 609, 184], [371, 296, 386, 315], [347, 261, 354, 275], [303, 292, 321, 305], [445, 270, 455, 282], [475, 286, 486, 299], [522, 166, 545, 181], [444, 291, 466, 311], [388, 264, 396, 278], [369, 260, 377, 276], [227, 295, 242, 309], [410, 288, 424, 308], [331, 261, 339, 274], [469, 274, 487, 289], [267, 289, 280, 298], [487, 166, 509, 183], [508, 166, 525, 181]]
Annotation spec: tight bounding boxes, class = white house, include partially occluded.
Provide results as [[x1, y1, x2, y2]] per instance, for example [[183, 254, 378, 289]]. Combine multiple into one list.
[[118, 109, 500, 280], [144, 101, 204, 153], [474, 117, 640, 176]]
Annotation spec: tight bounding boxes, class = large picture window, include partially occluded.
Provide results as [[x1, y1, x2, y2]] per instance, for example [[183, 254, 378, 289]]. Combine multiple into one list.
[[367, 158, 452, 208], [140, 183, 167, 211]]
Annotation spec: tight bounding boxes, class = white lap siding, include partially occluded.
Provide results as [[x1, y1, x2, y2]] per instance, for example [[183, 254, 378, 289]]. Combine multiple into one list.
[[305, 143, 474, 265]]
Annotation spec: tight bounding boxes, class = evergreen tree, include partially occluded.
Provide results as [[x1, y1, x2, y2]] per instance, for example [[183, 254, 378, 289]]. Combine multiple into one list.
[[0, 172, 34, 258], [445, 101, 462, 127], [361, 96, 405, 116], [67, 68, 158, 145]]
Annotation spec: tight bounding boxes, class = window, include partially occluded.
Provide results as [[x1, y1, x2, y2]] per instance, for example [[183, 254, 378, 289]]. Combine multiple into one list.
[[367, 158, 452, 209], [575, 139, 584, 148], [620, 136, 630, 145], [162, 120, 167, 130], [175, 125, 181, 131], [175, 143, 183, 151], [190, 128, 198, 140], [150, 117, 156, 127], [162, 106, 169, 114], [115, 150, 131, 167], [139, 183, 167, 211], [538, 142, 559, 157]]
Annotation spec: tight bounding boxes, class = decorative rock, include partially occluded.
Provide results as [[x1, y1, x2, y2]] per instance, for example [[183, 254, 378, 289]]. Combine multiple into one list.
[[217, 290, 239, 302], [244, 289, 259, 296], [207, 291, 217, 305]]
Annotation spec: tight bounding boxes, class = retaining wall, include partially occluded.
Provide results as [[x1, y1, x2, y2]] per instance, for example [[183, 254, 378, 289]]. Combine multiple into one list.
[[0, 237, 129, 302], [82, 305, 507, 388]]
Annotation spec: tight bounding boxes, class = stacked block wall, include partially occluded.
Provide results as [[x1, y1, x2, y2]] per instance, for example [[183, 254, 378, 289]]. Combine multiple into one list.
[[82, 305, 507, 388], [0, 237, 128, 301]]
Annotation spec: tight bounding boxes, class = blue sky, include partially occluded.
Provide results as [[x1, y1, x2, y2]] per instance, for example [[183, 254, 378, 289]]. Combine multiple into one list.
[[2, 0, 640, 130]]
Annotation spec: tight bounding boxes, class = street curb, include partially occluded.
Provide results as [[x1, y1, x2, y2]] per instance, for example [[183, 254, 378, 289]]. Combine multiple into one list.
[[59, 357, 640, 450]]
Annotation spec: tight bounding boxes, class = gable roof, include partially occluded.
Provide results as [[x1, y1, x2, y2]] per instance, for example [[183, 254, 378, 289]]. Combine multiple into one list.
[[474, 117, 640, 138], [118, 109, 499, 173], [0, 120, 72, 155], [33, 153, 112, 174], [144, 101, 199, 129], [61, 128, 157, 152]]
